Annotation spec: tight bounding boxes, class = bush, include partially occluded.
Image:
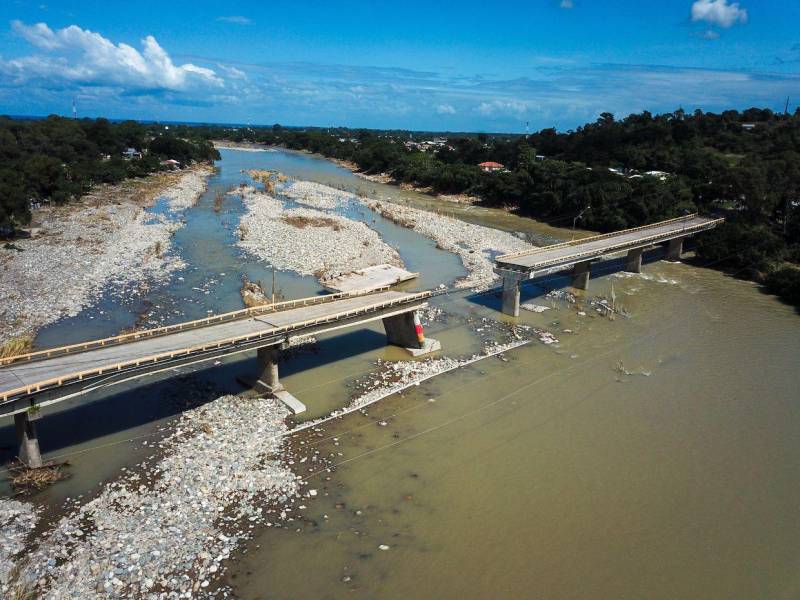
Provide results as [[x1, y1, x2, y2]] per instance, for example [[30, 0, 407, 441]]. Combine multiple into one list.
[[765, 266, 800, 305]]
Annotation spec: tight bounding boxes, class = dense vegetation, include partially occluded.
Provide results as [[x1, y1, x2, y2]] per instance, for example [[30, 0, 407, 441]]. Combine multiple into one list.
[[196, 108, 800, 307], [0, 116, 219, 236]]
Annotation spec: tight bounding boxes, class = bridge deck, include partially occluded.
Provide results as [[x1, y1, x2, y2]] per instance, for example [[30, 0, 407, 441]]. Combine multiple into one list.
[[496, 215, 722, 273], [0, 289, 424, 405]]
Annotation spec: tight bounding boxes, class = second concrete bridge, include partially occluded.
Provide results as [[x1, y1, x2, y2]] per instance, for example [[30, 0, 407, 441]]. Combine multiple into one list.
[[494, 214, 723, 316]]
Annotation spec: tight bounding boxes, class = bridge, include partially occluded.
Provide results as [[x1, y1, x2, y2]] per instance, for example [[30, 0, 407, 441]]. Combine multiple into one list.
[[0, 287, 440, 468], [495, 214, 724, 316]]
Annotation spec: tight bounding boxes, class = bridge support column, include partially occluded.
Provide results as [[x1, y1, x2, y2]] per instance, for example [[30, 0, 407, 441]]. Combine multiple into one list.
[[257, 346, 283, 392], [572, 260, 591, 291], [241, 345, 306, 415], [625, 248, 644, 273], [383, 311, 440, 357], [666, 238, 684, 261], [502, 275, 521, 317], [15, 411, 43, 469]]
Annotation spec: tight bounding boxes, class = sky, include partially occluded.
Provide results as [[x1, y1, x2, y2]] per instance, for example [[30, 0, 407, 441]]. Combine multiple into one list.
[[0, 0, 798, 132]]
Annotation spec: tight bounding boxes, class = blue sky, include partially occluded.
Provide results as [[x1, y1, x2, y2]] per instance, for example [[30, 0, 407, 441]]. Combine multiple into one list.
[[0, 0, 798, 132]]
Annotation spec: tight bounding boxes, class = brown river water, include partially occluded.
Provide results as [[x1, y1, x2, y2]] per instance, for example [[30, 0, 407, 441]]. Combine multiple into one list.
[[227, 262, 800, 600], [3, 148, 799, 599]]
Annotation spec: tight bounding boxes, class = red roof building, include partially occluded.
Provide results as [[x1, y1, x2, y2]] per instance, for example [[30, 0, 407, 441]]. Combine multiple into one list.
[[478, 161, 504, 172]]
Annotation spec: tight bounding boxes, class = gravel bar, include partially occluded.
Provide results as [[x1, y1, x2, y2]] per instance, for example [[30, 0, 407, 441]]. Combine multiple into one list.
[[237, 186, 403, 280], [1, 394, 298, 599], [0, 166, 212, 343]]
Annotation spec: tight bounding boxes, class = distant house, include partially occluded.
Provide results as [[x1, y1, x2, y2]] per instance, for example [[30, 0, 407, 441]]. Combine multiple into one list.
[[123, 148, 142, 160], [479, 161, 505, 173], [160, 159, 181, 170], [741, 122, 758, 131], [644, 170, 670, 181]]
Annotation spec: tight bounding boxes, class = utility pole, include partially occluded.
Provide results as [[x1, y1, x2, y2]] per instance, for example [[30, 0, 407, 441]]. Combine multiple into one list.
[[571, 205, 591, 241], [785, 96, 791, 115]]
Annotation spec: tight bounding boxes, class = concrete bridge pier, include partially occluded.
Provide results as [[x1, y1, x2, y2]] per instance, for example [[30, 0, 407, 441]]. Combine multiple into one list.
[[15, 411, 43, 469], [497, 270, 528, 317], [625, 248, 644, 273], [383, 311, 441, 356], [244, 345, 306, 415], [666, 237, 684, 261], [257, 346, 283, 392], [572, 260, 591, 290]]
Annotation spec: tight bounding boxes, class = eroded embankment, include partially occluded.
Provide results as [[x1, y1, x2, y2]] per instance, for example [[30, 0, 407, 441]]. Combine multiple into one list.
[[0, 165, 212, 344]]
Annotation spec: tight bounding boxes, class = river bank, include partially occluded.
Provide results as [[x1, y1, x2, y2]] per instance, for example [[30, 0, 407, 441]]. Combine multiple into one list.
[[0, 165, 213, 346]]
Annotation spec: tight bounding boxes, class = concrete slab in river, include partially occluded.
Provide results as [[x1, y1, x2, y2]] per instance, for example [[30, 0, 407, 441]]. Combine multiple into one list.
[[322, 264, 418, 293]]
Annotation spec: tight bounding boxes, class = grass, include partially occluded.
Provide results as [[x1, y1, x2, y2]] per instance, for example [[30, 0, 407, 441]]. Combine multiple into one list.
[[5, 566, 37, 600], [281, 215, 342, 231], [0, 336, 33, 360], [214, 190, 224, 213]]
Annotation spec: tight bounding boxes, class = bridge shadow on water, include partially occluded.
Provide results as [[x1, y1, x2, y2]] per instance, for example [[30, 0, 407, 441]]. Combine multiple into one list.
[[467, 245, 677, 312], [0, 328, 388, 463]]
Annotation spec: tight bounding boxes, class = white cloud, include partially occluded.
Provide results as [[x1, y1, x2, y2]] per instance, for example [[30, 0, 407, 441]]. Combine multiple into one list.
[[691, 0, 748, 28], [560, 0, 574, 8], [436, 103, 456, 114], [4, 21, 222, 91], [477, 99, 530, 117], [217, 16, 252, 25], [218, 64, 247, 79]]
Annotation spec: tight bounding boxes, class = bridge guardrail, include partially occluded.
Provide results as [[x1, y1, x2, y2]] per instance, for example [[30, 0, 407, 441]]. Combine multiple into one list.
[[497, 214, 706, 262], [0, 290, 432, 404], [497, 217, 723, 271], [0, 286, 395, 368]]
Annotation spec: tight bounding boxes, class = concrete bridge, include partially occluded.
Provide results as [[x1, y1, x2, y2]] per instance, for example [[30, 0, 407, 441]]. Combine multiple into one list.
[[495, 214, 724, 316], [0, 287, 440, 468]]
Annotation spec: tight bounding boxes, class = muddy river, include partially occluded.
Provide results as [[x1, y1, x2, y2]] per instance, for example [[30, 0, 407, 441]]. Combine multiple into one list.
[[2, 148, 799, 599]]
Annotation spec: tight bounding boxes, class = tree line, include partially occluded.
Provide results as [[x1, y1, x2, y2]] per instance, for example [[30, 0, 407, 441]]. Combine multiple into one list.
[[0, 115, 219, 236]]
